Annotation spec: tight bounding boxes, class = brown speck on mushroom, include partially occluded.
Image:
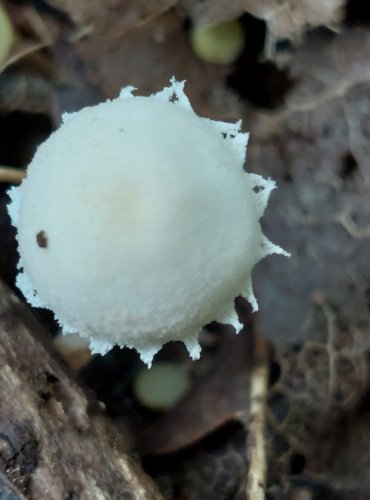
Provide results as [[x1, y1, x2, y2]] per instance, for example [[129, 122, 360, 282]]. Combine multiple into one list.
[[36, 230, 48, 248]]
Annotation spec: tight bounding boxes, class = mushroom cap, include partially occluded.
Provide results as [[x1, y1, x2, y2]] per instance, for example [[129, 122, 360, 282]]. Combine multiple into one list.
[[8, 80, 287, 365]]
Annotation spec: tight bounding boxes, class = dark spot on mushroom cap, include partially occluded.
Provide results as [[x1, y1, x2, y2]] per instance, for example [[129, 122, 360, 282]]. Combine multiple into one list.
[[36, 230, 48, 248], [341, 150, 359, 179], [253, 185, 265, 193]]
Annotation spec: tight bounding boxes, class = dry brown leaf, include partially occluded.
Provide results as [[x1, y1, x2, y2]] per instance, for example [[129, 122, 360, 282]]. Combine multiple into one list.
[[179, 0, 249, 25], [145, 422, 248, 500], [138, 325, 254, 455], [180, 0, 344, 46], [242, 27, 370, 496], [44, 0, 178, 33], [250, 28, 370, 352]]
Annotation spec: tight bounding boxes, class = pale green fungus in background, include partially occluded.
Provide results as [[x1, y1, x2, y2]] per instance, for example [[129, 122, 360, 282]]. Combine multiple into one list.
[[134, 362, 191, 411]]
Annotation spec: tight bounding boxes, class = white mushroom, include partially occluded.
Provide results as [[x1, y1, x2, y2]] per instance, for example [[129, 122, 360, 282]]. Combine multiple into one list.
[[8, 78, 288, 366]]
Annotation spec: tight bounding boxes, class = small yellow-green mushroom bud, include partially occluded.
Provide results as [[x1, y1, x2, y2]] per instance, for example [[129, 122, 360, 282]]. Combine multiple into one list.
[[190, 20, 245, 64], [134, 362, 190, 411]]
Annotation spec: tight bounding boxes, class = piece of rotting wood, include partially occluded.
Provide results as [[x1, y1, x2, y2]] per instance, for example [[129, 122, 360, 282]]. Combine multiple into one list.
[[0, 280, 163, 500]]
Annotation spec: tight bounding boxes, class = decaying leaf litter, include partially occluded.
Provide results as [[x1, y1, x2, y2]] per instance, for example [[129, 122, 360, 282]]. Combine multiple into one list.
[[0, 0, 370, 498]]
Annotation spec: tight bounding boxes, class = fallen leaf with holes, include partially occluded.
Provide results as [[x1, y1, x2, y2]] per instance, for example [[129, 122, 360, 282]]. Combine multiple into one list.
[[266, 338, 370, 496], [242, 27, 370, 496], [251, 27, 370, 350], [65, 8, 241, 120]]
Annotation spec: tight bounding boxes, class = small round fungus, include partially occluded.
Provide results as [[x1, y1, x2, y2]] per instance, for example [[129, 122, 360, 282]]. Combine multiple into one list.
[[8, 78, 288, 366], [133, 362, 190, 411], [190, 20, 245, 65]]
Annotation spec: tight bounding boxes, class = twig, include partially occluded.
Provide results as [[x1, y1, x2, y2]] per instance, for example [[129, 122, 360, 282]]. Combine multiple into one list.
[[0, 166, 25, 184], [336, 210, 370, 239], [0, 40, 51, 74], [246, 334, 269, 500]]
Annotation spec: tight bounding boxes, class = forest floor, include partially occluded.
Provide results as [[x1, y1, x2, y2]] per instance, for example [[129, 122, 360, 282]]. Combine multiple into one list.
[[1, 1, 370, 499]]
